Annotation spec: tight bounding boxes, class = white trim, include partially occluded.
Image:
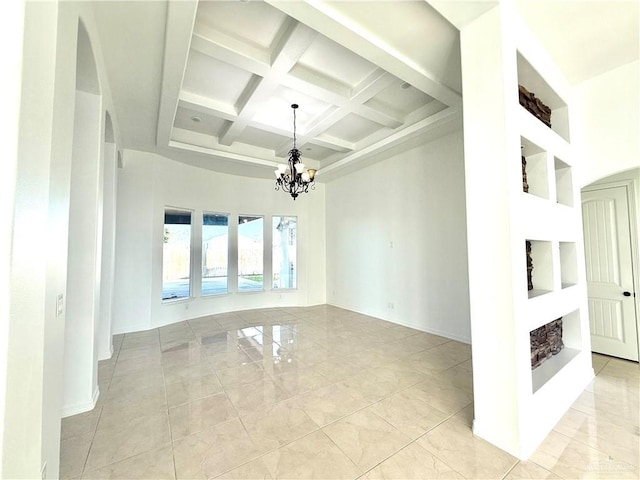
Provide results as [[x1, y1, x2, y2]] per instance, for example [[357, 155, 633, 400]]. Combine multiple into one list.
[[327, 301, 471, 344], [61, 385, 100, 418], [98, 343, 114, 362]]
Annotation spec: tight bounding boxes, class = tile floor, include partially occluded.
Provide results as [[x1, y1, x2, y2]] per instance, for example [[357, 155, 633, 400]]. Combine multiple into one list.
[[60, 305, 639, 479]]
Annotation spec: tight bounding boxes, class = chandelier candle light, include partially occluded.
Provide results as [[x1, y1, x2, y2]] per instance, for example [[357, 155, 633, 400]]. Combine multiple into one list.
[[275, 104, 317, 200]]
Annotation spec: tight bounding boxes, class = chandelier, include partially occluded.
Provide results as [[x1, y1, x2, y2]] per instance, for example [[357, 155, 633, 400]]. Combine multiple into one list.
[[274, 104, 317, 200]]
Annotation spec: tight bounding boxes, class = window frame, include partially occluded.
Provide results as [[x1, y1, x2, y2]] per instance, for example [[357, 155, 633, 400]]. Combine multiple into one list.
[[162, 206, 194, 303], [271, 215, 298, 291], [201, 211, 230, 297], [237, 214, 265, 293]]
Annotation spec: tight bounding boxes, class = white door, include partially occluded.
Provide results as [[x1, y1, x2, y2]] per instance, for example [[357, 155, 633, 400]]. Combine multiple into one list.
[[582, 185, 638, 361]]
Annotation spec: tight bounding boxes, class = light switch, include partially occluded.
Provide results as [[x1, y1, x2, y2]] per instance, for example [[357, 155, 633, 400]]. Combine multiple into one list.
[[56, 294, 64, 317]]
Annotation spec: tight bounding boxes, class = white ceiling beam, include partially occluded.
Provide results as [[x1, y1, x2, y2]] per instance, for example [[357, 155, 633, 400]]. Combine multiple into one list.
[[350, 69, 395, 102], [218, 20, 318, 146], [348, 70, 401, 128], [156, 0, 199, 148], [274, 69, 396, 156], [287, 66, 403, 128], [312, 134, 353, 153], [169, 127, 321, 169], [319, 106, 461, 181], [248, 119, 354, 153], [178, 91, 237, 121], [266, 0, 462, 107], [285, 65, 350, 105], [191, 22, 271, 76], [404, 99, 448, 124], [354, 104, 402, 129], [426, 1, 498, 30], [179, 92, 352, 154]]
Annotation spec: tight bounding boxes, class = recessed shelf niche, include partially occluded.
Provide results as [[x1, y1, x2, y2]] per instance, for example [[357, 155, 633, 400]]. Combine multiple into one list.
[[521, 136, 548, 199], [531, 309, 581, 393], [559, 242, 578, 288], [517, 53, 570, 142], [526, 240, 553, 298], [554, 157, 573, 207]]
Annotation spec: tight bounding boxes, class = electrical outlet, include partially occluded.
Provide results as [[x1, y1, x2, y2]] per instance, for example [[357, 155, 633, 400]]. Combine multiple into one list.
[[56, 294, 64, 317]]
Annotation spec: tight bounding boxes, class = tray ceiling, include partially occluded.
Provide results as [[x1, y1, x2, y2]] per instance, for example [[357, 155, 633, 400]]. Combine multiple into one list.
[[156, 0, 463, 181], [90, 1, 638, 181]]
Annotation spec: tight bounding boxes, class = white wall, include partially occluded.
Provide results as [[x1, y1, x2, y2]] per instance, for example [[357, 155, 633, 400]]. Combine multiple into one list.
[[113, 150, 326, 333], [63, 89, 103, 417], [3, 1, 120, 477], [1, 2, 26, 478], [325, 131, 471, 342], [574, 60, 639, 187], [98, 140, 118, 360]]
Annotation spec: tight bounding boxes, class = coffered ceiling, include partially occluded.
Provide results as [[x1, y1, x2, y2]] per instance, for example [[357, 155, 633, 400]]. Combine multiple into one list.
[[155, 0, 463, 181], [91, 1, 638, 182]]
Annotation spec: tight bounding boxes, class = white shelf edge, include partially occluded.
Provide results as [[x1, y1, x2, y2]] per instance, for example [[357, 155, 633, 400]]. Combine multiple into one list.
[[519, 204, 579, 241], [522, 190, 550, 204], [524, 288, 582, 332], [531, 347, 580, 393], [527, 289, 551, 299], [518, 107, 571, 160]]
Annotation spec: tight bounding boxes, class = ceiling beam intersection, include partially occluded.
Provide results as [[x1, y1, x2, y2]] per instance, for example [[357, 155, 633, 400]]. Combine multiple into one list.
[[274, 69, 396, 156], [218, 20, 318, 146]]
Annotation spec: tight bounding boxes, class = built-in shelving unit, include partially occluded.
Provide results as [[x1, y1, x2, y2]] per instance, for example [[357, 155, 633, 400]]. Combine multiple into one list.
[[531, 309, 582, 393], [462, 5, 593, 460], [527, 240, 553, 298], [516, 40, 591, 455], [559, 242, 578, 288], [518, 57, 586, 386], [531, 345, 581, 393], [521, 137, 548, 199], [554, 157, 573, 207], [517, 53, 570, 143]]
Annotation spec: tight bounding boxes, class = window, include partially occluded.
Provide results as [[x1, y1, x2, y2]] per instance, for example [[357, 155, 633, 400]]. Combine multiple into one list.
[[272, 216, 297, 289], [202, 213, 229, 295], [238, 215, 263, 292], [162, 208, 192, 301]]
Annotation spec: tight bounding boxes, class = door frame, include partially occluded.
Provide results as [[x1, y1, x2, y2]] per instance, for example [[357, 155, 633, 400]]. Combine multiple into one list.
[[582, 176, 640, 361]]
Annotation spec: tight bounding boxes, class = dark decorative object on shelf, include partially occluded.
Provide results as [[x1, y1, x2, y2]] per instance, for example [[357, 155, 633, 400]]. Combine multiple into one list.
[[526, 240, 533, 291], [530, 318, 564, 369], [519, 85, 552, 128], [522, 146, 529, 193]]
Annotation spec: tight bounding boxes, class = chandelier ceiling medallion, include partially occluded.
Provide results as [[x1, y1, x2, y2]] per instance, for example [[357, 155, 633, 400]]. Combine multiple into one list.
[[274, 104, 317, 200]]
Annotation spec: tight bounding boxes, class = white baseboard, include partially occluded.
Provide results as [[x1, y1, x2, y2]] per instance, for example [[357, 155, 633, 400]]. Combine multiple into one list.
[[61, 385, 100, 418], [327, 301, 472, 344], [98, 343, 114, 362]]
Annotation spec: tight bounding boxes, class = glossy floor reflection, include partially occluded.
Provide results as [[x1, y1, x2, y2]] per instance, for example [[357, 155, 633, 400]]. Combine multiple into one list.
[[60, 305, 640, 479]]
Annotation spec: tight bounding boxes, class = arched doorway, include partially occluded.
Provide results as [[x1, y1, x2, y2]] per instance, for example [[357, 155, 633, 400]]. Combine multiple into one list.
[[63, 20, 104, 415], [581, 168, 640, 361], [97, 112, 117, 361]]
